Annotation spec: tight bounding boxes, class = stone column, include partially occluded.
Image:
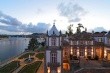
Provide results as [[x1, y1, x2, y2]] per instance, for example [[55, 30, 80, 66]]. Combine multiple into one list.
[[70, 46, 73, 55], [91, 47, 94, 58], [102, 46, 104, 59], [85, 47, 87, 58], [77, 47, 79, 57]]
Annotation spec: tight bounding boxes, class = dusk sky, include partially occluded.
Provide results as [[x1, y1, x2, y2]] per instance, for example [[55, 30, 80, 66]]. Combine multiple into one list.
[[0, 0, 110, 34]]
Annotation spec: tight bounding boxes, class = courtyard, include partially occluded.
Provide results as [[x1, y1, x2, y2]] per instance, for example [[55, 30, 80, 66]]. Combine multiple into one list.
[[79, 57, 102, 68], [73, 57, 110, 73]]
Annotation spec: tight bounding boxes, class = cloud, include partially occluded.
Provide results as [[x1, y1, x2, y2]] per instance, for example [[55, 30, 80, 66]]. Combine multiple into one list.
[[57, 0, 87, 22], [20, 22, 50, 33], [0, 11, 50, 34], [0, 11, 22, 26], [36, 8, 43, 14], [88, 27, 107, 32], [93, 27, 107, 32]]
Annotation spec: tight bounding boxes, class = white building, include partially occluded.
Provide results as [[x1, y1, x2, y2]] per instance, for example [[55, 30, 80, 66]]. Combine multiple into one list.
[[44, 24, 63, 73]]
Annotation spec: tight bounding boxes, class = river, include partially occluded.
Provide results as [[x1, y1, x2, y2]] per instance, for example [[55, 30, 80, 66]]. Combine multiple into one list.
[[0, 37, 30, 62]]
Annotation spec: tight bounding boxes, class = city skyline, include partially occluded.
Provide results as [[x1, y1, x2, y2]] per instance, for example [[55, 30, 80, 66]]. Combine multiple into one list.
[[0, 0, 110, 34]]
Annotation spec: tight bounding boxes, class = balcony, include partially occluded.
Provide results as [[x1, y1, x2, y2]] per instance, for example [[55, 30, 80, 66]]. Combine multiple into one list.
[[48, 62, 60, 67]]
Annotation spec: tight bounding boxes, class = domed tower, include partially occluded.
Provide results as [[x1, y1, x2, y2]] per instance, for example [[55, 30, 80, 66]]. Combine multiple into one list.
[[44, 23, 63, 73]]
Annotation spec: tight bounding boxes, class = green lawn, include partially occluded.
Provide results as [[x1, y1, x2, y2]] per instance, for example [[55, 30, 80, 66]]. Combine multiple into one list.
[[18, 52, 35, 59], [37, 46, 45, 52], [18, 61, 42, 73], [36, 53, 44, 59], [0, 61, 20, 73]]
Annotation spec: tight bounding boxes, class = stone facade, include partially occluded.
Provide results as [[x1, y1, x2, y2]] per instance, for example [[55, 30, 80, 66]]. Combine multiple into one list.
[[44, 24, 110, 73]]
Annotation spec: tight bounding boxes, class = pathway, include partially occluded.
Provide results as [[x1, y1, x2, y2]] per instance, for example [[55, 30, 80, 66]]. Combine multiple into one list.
[[37, 60, 44, 73]]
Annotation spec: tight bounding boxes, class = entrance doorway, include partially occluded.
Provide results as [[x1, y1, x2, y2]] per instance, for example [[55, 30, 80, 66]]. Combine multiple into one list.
[[96, 48, 102, 59], [63, 63, 70, 70]]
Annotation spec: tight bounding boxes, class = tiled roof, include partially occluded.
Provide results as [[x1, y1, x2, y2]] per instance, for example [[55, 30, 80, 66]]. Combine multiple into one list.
[[62, 40, 69, 46], [70, 31, 93, 40], [93, 32, 106, 37]]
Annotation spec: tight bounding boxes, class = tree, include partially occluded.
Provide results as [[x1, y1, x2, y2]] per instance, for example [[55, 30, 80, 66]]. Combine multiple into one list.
[[28, 37, 38, 51], [41, 42, 45, 47], [76, 23, 84, 33], [66, 24, 73, 36]]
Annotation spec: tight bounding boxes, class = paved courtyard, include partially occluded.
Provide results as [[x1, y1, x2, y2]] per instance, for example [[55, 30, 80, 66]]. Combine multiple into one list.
[[73, 57, 110, 73], [80, 57, 102, 68]]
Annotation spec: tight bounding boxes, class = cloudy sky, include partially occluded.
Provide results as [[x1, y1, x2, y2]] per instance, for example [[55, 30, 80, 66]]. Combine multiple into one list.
[[0, 0, 110, 34]]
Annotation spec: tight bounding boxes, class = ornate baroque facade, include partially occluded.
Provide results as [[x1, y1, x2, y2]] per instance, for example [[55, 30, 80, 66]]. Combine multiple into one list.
[[44, 24, 110, 73]]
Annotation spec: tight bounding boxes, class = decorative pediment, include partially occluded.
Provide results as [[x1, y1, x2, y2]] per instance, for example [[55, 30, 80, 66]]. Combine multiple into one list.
[[48, 25, 60, 36]]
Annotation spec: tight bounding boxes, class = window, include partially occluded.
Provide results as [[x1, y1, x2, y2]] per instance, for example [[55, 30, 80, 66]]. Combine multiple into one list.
[[73, 41, 77, 45], [65, 52, 67, 55], [51, 37, 56, 46], [51, 53, 57, 63], [98, 38, 102, 42], [80, 49, 84, 56], [81, 41, 83, 45], [109, 39, 110, 45], [73, 49, 77, 55], [87, 48, 91, 56], [87, 41, 91, 45]]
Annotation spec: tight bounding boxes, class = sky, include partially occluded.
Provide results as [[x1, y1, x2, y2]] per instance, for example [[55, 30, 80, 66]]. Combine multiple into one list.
[[0, 0, 110, 34]]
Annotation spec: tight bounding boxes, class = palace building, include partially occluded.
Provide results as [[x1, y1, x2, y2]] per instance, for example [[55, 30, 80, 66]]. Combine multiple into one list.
[[44, 23, 110, 73]]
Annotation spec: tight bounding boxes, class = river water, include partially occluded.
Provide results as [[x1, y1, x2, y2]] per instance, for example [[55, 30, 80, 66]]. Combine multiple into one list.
[[0, 37, 30, 62]]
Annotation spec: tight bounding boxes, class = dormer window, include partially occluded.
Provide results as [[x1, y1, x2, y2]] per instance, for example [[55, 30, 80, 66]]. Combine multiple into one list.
[[51, 37, 56, 46]]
